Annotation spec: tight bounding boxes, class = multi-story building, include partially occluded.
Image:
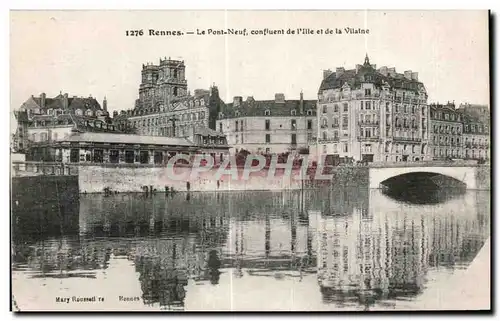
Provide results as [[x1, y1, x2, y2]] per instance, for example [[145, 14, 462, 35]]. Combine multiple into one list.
[[216, 93, 317, 154], [13, 92, 115, 154], [112, 58, 224, 138], [458, 103, 490, 125], [428, 103, 464, 160], [314, 55, 430, 164], [462, 114, 490, 160]]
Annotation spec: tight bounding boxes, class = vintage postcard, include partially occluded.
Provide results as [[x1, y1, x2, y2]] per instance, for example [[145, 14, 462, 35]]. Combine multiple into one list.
[[10, 10, 491, 312]]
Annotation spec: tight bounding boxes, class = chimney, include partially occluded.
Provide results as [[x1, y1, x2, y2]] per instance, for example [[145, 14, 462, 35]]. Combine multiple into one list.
[[323, 69, 333, 80], [120, 110, 126, 115], [275, 93, 285, 103], [127, 110, 132, 116], [62, 93, 69, 109], [336, 67, 345, 77], [40, 93, 46, 109], [355, 64, 362, 73], [233, 96, 243, 107], [299, 91, 304, 114], [113, 111, 118, 118], [404, 70, 412, 80], [388, 67, 396, 77], [411, 72, 419, 81], [378, 66, 388, 76], [371, 64, 377, 70], [246, 96, 255, 104], [103, 96, 108, 112]]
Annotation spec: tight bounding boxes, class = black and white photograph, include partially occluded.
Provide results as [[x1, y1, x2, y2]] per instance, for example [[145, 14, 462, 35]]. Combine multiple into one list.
[[9, 10, 491, 311]]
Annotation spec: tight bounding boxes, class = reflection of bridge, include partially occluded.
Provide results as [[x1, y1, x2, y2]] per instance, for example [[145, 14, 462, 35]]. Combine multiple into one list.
[[368, 161, 490, 190]]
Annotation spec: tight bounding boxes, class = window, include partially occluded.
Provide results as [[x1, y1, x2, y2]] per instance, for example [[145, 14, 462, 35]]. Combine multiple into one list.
[[109, 150, 119, 163], [219, 123, 223, 132], [52, 132, 58, 141], [342, 116, 348, 129], [334, 104, 339, 112], [93, 149, 104, 163], [291, 119, 297, 130], [323, 145, 327, 154], [365, 89, 371, 96], [86, 109, 93, 116], [333, 144, 338, 153], [75, 109, 83, 116], [322, 118, 327, 127], [365, 101, 371, 110], [265, 119, 270, 130], [322, 105, 327, 113], [265, 134, 271, 143], [343, 143, 348, 153], [291, 134, 297, 145], [264, 110, 271, 116], [307, 119, 312, 130], [343, 103, 348, 112], [235, 120, 239, 132], [307, 110, 313, 116], [70, 149, 79, 163], [154, 151, 163, 164], [139, 151, 149, 164], [334, 131, 339, 139], [40, 132, 48, 141], [360, 101, 364, 110], [240, 120, 244, 131], [322, 131, 327, 140], [291, 110, 296, 116], [386, 102, 390, 113]]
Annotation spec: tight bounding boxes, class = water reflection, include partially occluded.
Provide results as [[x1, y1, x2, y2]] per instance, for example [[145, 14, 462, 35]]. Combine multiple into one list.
[[11, 187, 490, 311]]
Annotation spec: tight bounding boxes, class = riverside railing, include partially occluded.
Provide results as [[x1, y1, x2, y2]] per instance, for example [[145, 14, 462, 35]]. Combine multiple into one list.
[[11, 161, 79, 177]]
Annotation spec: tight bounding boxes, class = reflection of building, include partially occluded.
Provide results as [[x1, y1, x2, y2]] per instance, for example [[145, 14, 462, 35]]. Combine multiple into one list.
[[315, 55, 429, 164], [216, 93, 317, 154], [316, 204, 430, 307], [112, 58, 225, 138]]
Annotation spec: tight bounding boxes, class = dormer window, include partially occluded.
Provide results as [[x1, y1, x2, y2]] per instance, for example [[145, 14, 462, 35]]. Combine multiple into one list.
[[291, 110, 297, 116], [307, 110, 313, 116], [47, 109, 54, 115], [235, 111, 240, 117], [75, 109, 83, 116], [264, 110, 271, 116]]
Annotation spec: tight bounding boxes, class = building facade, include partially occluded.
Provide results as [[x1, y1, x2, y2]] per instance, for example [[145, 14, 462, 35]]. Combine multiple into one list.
[[27, 130, 229, 165], [13, 92, 114, 153], [462, 115, 490, 160], [216, 93, 317, 154], [112, 58, 224, 138], [428, 103, 464, 160], [314, 55, 430, 164]]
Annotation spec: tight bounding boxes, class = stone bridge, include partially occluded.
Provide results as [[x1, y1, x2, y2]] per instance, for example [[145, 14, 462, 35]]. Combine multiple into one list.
[[368, 161, 490, 190]]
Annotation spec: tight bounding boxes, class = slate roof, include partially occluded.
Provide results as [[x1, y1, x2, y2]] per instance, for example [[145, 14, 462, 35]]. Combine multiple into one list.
[[194, 127, 226, 137], [318, 58, 425, 94], [220, 99, 317, 118], [21, 95, 103, 111], [65, 132, 195, 146]]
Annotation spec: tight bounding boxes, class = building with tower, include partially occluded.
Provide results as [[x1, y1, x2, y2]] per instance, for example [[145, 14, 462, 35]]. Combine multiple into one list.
[[112, 57, 225, 140], [313, 54, 430, 164]]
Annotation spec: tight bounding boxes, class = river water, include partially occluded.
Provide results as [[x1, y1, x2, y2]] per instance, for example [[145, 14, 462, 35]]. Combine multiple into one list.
[[11, 187, 490, 311]]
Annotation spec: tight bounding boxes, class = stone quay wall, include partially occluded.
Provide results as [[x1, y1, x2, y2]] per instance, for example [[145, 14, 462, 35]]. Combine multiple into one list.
[[77, 164, 369, 194]]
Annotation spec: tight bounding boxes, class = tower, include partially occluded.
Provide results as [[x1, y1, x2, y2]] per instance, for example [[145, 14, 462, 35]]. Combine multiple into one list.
[[103, 96, 107, 112]]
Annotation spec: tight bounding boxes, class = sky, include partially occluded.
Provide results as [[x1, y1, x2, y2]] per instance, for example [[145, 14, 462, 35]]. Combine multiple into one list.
[[10, 10, 489, 118]]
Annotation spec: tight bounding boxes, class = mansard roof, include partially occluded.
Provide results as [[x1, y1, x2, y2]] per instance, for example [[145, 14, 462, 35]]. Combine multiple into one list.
[[20, 94, 103, 111], [318, 57, 425, 94], [220, 99, 317, 118]]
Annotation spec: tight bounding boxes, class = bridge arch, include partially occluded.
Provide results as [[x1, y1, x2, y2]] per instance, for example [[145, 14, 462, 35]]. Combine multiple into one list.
[[369, 166, 477, 189]]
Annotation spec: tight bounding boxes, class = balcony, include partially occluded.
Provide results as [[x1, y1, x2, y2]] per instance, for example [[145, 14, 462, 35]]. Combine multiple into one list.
[[392, 136, 422, 142], [357, 136, 380, 142], [358, 120, 380, 126], [331, 123, 340, 128], [318, 137, 340, 143]]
